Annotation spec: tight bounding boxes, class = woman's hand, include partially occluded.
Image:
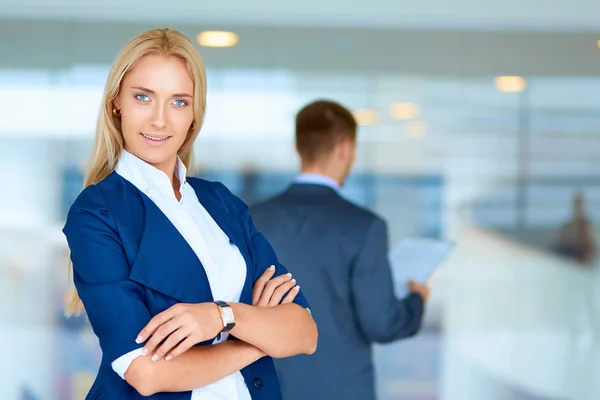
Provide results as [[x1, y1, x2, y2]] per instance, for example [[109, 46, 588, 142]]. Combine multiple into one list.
[[253, 265, 300, 307], [136, 266, 301, 362], [136, 302, 223, 362]]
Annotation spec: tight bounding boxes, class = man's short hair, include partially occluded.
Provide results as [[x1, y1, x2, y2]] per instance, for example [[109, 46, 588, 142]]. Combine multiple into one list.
[[295, 100, 357, 164]]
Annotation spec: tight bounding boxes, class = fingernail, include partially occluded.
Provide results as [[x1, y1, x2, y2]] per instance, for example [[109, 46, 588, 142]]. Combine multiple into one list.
[[141, 348, 148, 356], [291, 279, 296, 284], [268, 265, 275, 270], [165, 355, 172, 361], [135, 336, 143, 344], [294, 285, 300, 291], [286, 273, 292, 278], [152, 354, 159, 361]]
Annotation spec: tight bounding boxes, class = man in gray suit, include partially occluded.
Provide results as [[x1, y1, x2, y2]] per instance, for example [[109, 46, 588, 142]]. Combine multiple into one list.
[[250, 100, 429, 400]]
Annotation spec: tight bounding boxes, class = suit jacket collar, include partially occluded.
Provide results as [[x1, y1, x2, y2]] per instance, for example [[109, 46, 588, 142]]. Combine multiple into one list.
[[285, 182, 341, 198], [106, 172, 254, 306]]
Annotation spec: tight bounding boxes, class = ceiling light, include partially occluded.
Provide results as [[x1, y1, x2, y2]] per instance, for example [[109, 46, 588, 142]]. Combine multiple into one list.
[[354, 109, 378, 126], [390, 102, 419, 120], [196, 31, 239, 48], [494, 76, 526, 93]]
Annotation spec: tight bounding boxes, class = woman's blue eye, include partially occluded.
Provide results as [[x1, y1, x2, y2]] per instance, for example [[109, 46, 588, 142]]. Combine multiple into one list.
[[135, 94, 150, 102], [173, 99, 187, 107]]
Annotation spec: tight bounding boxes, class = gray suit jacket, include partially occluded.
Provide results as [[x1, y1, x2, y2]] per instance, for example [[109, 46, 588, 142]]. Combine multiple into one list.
[[250, 183, 424, 400]]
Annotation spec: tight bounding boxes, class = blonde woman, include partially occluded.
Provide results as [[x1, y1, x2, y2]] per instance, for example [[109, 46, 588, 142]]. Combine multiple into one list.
[[63, 28, 317, 400]]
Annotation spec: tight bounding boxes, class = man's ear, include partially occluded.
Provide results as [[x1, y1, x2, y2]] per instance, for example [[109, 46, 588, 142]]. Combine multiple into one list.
[[338, 138, 353, 160]]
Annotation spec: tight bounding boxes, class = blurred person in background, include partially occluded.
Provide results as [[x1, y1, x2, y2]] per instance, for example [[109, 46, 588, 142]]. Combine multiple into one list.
[[62, 28, 316, 400], [556, 191, 598, 266], [240, 161, 261, 205], [250, 100, 429, 400]]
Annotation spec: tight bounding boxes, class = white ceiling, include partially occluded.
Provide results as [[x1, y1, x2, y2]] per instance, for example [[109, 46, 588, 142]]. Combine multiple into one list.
[[2, 19, 600, 76], [1, 0, 600, 31]]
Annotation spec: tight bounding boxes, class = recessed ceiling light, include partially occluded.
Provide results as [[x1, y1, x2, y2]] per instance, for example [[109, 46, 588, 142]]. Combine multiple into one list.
[[354, 109, 378, 126], [390, 102, 419, 120], [196, 31, 239, 48], [494, 76, 526, 93]]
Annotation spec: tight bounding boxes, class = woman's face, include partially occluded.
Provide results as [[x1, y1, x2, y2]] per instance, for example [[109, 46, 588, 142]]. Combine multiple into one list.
[[114, 54, 195, 175]]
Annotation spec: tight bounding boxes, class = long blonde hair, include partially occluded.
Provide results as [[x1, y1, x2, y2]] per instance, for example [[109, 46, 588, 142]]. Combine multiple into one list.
[[66, 28, 207, 316]]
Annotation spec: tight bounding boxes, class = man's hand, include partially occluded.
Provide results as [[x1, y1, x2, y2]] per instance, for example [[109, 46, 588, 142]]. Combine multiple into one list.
[[409, 280, 430, 302]]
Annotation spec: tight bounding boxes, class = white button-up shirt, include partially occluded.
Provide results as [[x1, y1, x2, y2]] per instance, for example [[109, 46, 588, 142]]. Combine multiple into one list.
[[111, 149, 252, 400]]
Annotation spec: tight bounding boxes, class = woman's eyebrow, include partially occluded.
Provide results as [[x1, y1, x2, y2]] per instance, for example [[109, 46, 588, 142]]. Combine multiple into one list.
[[130, 86, 193, 99]]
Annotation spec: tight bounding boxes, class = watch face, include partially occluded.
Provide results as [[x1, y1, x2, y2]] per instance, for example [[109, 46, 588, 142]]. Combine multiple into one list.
[[222, 306, 235, 324]]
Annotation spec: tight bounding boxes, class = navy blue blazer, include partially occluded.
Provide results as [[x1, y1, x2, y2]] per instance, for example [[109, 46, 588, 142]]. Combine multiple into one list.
[[250, 184, 424, 400], [63, 171, 310, 400]]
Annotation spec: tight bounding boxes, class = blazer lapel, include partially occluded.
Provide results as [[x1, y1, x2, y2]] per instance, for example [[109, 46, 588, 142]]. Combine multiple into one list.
[[190, 181, 255, 305], [128, 194, 214, 304]]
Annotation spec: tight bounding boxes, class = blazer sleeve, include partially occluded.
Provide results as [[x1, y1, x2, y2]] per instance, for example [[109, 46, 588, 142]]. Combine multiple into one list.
[[63, 185, 152, 364], [218, 183, 311, 311], [350, 217, 424, 343]]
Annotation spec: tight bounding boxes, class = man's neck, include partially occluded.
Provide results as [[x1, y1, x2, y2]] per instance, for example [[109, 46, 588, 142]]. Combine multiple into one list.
[[299, 167, 342, 186]]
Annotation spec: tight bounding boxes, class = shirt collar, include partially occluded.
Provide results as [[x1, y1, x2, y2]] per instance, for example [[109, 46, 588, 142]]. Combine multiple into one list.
[[294, 173, 340, 192], [116, 149, 187, 197]]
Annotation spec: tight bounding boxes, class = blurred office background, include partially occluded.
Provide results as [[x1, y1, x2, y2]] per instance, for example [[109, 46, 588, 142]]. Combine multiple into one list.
[[2, 0, 600, 399]]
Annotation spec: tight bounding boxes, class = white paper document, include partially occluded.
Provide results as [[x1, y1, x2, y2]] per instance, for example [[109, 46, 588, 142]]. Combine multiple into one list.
[[389, 237, 455, 298]]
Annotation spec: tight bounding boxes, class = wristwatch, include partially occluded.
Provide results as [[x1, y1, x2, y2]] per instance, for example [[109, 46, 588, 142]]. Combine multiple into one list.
[[214, 300, 236, 332]]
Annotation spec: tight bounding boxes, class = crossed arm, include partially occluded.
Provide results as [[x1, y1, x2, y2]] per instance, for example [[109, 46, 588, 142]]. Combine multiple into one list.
[[126, 269, 317, 395], [64, 188, 317, 397]]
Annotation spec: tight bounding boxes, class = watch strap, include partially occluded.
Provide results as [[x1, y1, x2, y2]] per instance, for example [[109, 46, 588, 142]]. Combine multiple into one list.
[[214, 300, 235, 333]]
